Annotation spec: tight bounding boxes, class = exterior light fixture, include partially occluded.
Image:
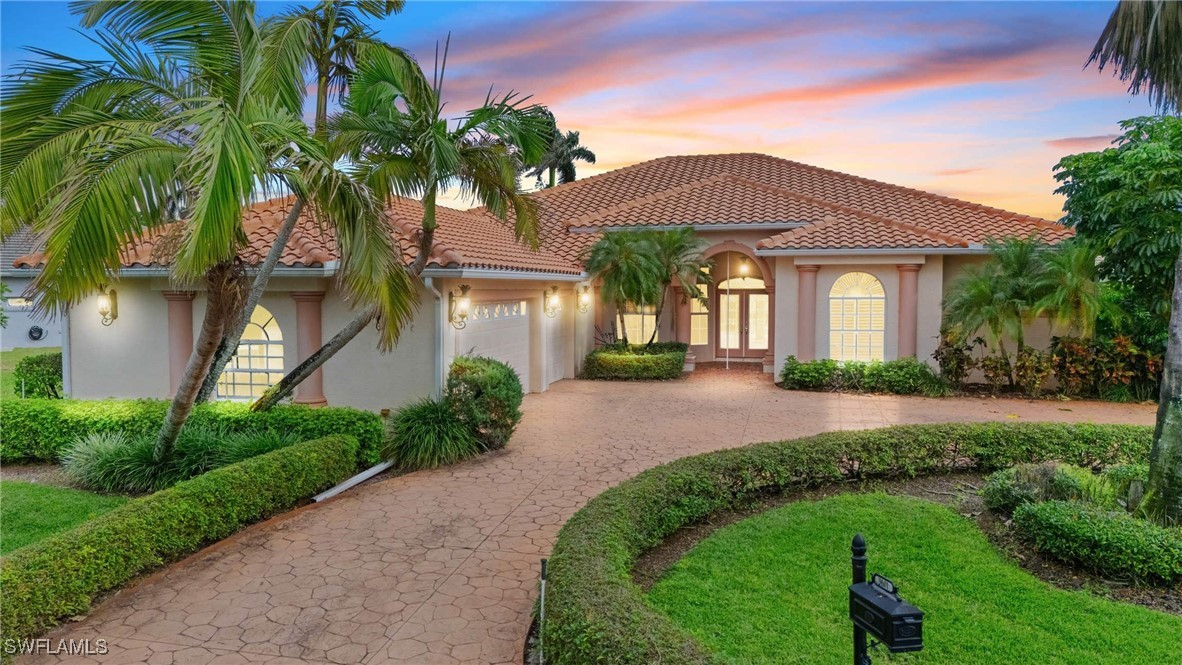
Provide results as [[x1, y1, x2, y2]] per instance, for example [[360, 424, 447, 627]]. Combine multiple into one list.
[[96, 288, 118, 326], [449, 285, 471, 329], [577, 285, 591, 313], [544, 286, 562, 318], [738, 258, 750, 276], [849, 534, 923, 664]]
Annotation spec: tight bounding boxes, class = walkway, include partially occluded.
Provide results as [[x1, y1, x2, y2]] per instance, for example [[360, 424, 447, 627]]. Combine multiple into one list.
[[30, 369, 1155, 664]]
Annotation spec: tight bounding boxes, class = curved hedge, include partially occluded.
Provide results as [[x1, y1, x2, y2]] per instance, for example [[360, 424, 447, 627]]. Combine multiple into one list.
[[0, 434, 358, 645], [0, 398, 384, 467], [543, 422, 1152, 665], [582, 343, 688, 381]]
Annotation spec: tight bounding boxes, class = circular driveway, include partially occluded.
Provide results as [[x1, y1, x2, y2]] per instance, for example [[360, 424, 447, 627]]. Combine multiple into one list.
[[30, 370, 1155, 664]]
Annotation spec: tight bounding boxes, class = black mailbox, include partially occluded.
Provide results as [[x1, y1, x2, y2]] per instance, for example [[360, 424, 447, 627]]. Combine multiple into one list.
[[849, 573, 924, 653]]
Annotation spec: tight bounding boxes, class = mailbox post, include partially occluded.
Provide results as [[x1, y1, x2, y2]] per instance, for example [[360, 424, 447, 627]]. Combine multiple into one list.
[[848, 534, 924, 665]]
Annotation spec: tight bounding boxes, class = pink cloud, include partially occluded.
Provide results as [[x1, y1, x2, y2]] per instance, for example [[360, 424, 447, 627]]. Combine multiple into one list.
[[1044, 135, 1118, 152]]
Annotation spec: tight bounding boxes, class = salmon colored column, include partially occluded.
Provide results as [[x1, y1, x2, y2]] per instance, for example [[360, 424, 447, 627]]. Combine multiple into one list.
[[163, 291, 195, 397], [673, 285, 696, 370], [762, 283, 776, 371], [796, 265, 820, 361], [897, 264, 921, 358], [291, 291, 328, 407]]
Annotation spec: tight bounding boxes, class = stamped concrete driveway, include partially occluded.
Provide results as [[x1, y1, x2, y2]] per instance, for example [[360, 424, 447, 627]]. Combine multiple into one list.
[[31, 367, 1155, 665]]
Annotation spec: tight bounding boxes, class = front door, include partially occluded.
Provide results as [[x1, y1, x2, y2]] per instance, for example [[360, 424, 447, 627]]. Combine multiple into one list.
[[716, 290, 769, 360]]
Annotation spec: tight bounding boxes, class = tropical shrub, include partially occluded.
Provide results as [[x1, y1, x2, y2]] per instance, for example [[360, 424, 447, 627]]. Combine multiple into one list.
[[446, 355, 524, 450], [979, 353, 1011, 395], [12, 352, 62, 399], [1014, 347, 1053, 398], [383, 398, 480, 470], [778, 356, 839, 390], [932, 331, 976, 388], [779, 357, 946, 395], [0, 434, 358, 645], [1050, 336, 1095, 396], [980, 462, 1102, 514], [582, 343, 687, 381], [543, 422, 1151, 664], [1050, 335, 1162, 400], [0, 399, 383, 466], [61, 426, 303, 494], [1013, 500, 1182, 584]]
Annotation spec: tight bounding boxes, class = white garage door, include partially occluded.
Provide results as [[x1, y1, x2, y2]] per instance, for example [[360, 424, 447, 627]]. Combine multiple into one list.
[[544, 311, 567, 388], [455, 300, 532, 393]]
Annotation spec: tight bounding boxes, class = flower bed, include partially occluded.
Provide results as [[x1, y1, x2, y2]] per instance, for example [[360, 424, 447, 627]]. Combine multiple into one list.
[[0, 434, 358, 645], [542, 422, 1151, 664], [582, 342, 688, 381]]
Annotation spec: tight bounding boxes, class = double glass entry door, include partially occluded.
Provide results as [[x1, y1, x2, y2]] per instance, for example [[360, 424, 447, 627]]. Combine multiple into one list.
[[717, 290, 769, 359]]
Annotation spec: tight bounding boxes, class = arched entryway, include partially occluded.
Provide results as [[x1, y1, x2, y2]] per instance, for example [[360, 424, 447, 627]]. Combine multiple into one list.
[[712, 251, 769, 362]]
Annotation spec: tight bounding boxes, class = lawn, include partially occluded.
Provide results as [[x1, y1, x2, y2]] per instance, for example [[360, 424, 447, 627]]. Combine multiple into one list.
[[0, 480, 127, 554], [647, 493, 1181, 665], [1, 347, 59, 399]]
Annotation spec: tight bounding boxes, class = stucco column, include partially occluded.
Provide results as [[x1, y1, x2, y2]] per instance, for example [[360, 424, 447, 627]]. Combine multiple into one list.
[[897, 264, 921, 358], [762, 283, 776, 371], [796, 265, 820, 361], [163, 291, 196, 397], [291, 291, 327, 407], [673, 285, 695, 370]]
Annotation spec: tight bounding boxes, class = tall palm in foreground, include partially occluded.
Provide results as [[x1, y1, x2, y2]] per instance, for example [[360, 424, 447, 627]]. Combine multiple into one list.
[[197, 0, 406, 404], [251, 40, 550, 411], [646, 228, 711, 345], [525, 112, 596, 188], [1090, 0, 1182, 522], [583, 231, 662, 345], [1, 1, 413, 458]]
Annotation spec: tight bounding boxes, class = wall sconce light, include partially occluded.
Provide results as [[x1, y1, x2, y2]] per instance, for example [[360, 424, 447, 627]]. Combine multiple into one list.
[[97, 288, 118, 326], [738, 258, 750, 276], [544, 286, 562, 318], [449, 284, 471, 329], [577, 285, 591, 313]]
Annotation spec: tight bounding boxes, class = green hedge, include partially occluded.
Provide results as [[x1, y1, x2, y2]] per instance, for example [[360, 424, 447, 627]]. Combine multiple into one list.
[[543, 422, 1152, 665], [779, 355, 946, 395], [446, 355, 523, 450], [1013, 500, 1182, 584], [12, 352, 63, 399], [0, 399, 384, 467], [582, 343, 688, 381], [0, 434, 358, 644]]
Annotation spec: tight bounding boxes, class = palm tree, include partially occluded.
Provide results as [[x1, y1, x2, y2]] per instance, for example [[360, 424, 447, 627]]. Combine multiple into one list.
[[250, 39, 550, 411], [525, 112, 596, 188], [644, 228, 711, 345], [1033, 241, 1117, 337], [1, 1, 413, 459], [582, 231, 662, 345], [196, 0, 406, 404], [1090, 0, 1182, 522]]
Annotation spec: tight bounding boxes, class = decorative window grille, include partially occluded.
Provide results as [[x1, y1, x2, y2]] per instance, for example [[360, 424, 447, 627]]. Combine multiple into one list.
[[217, 306, 284, 400], [829, 272, 886, 362]]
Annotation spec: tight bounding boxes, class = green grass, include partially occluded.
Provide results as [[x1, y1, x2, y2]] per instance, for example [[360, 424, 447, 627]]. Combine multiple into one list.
[[647, 493, 1182, 665], [0, 480, 127, 554], [1, 347, 60, 399]]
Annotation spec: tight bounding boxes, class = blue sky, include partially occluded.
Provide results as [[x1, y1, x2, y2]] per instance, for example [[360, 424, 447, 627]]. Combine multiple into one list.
[[0, 1, 1154, 218]]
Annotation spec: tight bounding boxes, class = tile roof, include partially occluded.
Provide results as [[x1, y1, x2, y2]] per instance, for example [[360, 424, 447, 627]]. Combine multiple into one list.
[[1, 227, 40, 269], [13, 196, 584, 275], [13, 153, 1071, 272]]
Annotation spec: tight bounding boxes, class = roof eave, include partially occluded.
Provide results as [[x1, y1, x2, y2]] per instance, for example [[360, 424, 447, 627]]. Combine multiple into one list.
[[755, 246, 988, 257]]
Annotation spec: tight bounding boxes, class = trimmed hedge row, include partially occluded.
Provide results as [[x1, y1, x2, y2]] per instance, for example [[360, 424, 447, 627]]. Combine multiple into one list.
[[543, 422, 1152, 665], [0, 434, 359, 644], [779, 355, 946, 395], [1013, 500, 1182, 584], [0, 399, 384, 467], [582, 343, 688, 381]]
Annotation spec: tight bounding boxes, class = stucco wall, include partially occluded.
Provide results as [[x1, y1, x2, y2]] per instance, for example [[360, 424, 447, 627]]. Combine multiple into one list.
[[70, 281, 171, 399], [1, 274, 62, 351]]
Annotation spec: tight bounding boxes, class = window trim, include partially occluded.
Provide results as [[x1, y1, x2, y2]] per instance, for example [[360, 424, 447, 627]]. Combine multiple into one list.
[[828, 272, 886, 362]]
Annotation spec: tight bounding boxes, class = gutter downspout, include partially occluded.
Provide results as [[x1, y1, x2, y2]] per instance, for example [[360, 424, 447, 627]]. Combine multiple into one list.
[[424, 277, 445, 398]]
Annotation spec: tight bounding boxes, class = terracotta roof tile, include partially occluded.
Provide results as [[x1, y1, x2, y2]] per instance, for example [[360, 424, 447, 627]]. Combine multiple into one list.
[[757, 215, 967, 250]]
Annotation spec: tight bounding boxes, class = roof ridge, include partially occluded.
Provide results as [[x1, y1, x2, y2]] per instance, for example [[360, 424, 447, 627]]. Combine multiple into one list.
[[564, 173, 732, 227], [745, 153, 1062, 228]]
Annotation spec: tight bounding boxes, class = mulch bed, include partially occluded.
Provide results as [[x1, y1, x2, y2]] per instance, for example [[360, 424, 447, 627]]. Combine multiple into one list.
[[632, 473, 1181, 616]]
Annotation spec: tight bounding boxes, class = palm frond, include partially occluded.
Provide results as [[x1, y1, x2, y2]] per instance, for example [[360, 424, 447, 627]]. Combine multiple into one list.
[[1089, 0, 1182, 114]]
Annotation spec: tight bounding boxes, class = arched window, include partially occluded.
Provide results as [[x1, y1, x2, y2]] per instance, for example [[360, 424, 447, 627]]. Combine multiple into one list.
[[829, 272, 885, 362], [217, 305, 284, 400]]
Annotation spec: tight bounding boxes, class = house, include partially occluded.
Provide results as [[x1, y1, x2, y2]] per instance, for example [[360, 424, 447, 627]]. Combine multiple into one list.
[[17, 153, 1069, 411], [1, 227, 62, 351]]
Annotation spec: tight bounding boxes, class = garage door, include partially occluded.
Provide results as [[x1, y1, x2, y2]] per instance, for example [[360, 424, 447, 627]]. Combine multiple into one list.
[[455, 300, 532, 392], [544, 311, 567, 388]]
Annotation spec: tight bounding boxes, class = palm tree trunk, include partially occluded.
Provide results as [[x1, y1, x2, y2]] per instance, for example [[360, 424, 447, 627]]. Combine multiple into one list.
[[249, 199, 437, 412], [646, 284, 668, 348], [548, 167, 556, 189], [196, 198, 305, 403], [154, 264, 244, 461], [1146, 243, 1182, 523], [616, 300, 629, 345]]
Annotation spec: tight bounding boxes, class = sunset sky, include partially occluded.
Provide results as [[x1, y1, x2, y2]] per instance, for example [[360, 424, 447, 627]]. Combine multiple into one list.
[[0, 1, 1154, 220]]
